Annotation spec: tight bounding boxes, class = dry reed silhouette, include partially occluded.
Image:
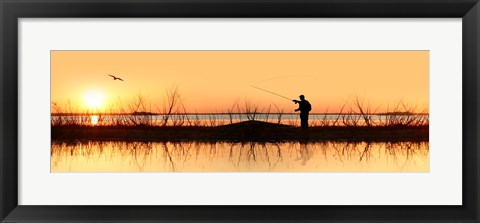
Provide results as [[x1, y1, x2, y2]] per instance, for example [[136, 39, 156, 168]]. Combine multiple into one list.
[[51, 90, 429, 129]]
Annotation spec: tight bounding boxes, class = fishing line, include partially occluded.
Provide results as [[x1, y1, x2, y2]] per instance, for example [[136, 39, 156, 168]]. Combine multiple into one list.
[[251, 85, 293, 101]]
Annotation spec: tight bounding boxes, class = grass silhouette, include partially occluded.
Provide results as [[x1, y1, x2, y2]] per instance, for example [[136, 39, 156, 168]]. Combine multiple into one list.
[[51, 93, 428, 142]]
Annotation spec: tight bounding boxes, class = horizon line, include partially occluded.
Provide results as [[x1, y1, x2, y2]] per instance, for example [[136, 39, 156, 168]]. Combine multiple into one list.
[[51, 112, 429, 116]]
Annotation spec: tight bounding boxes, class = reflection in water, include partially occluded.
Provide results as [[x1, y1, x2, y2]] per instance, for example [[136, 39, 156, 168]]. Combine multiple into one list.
[[90, 115, 99, 125], [51, 141, 429, 172]]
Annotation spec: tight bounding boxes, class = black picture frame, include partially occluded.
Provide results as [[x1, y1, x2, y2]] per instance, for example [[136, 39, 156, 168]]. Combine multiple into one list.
[[1, 0, 479, 222]]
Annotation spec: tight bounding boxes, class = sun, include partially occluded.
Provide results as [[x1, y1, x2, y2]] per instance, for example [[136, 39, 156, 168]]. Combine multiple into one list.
[[84, 90, 105, 109]]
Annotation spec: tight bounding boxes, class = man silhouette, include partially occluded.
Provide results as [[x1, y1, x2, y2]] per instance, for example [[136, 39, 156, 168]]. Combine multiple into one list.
[[293, 95, 311, 129]]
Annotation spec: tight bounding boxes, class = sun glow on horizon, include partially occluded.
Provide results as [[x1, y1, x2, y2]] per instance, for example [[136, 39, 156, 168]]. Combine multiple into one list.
[[84, 90, 105, 110]]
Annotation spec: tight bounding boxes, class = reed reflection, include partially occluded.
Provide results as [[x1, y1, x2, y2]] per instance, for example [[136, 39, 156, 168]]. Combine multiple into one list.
[[51, 141, 429, 172]]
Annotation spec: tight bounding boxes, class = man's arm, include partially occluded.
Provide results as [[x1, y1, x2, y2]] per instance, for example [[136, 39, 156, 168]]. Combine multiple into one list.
[[293, 100, 300, 111]]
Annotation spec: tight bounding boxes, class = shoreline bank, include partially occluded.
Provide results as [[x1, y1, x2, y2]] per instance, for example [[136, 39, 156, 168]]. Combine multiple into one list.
[[52, 121, 429, 142]]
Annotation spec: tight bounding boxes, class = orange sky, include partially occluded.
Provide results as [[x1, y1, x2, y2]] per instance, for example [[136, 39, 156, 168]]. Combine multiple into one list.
[[51, 51, 429, 113]]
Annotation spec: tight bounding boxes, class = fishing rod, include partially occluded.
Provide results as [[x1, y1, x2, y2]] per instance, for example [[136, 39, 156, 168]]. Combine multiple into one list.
[[251, 85, 293, 101]]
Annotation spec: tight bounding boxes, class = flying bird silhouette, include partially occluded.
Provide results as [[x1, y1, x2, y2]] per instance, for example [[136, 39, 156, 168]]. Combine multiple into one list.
[[108, 74, 124, 81]]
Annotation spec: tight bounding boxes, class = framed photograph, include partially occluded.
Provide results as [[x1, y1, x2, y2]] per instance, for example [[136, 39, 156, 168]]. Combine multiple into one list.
[[1, 0, 478, 222]]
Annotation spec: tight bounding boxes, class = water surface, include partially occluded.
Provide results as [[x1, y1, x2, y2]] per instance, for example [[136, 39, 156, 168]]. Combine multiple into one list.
[[52, 113, 428, 126], [51, 141, 429, 172]]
